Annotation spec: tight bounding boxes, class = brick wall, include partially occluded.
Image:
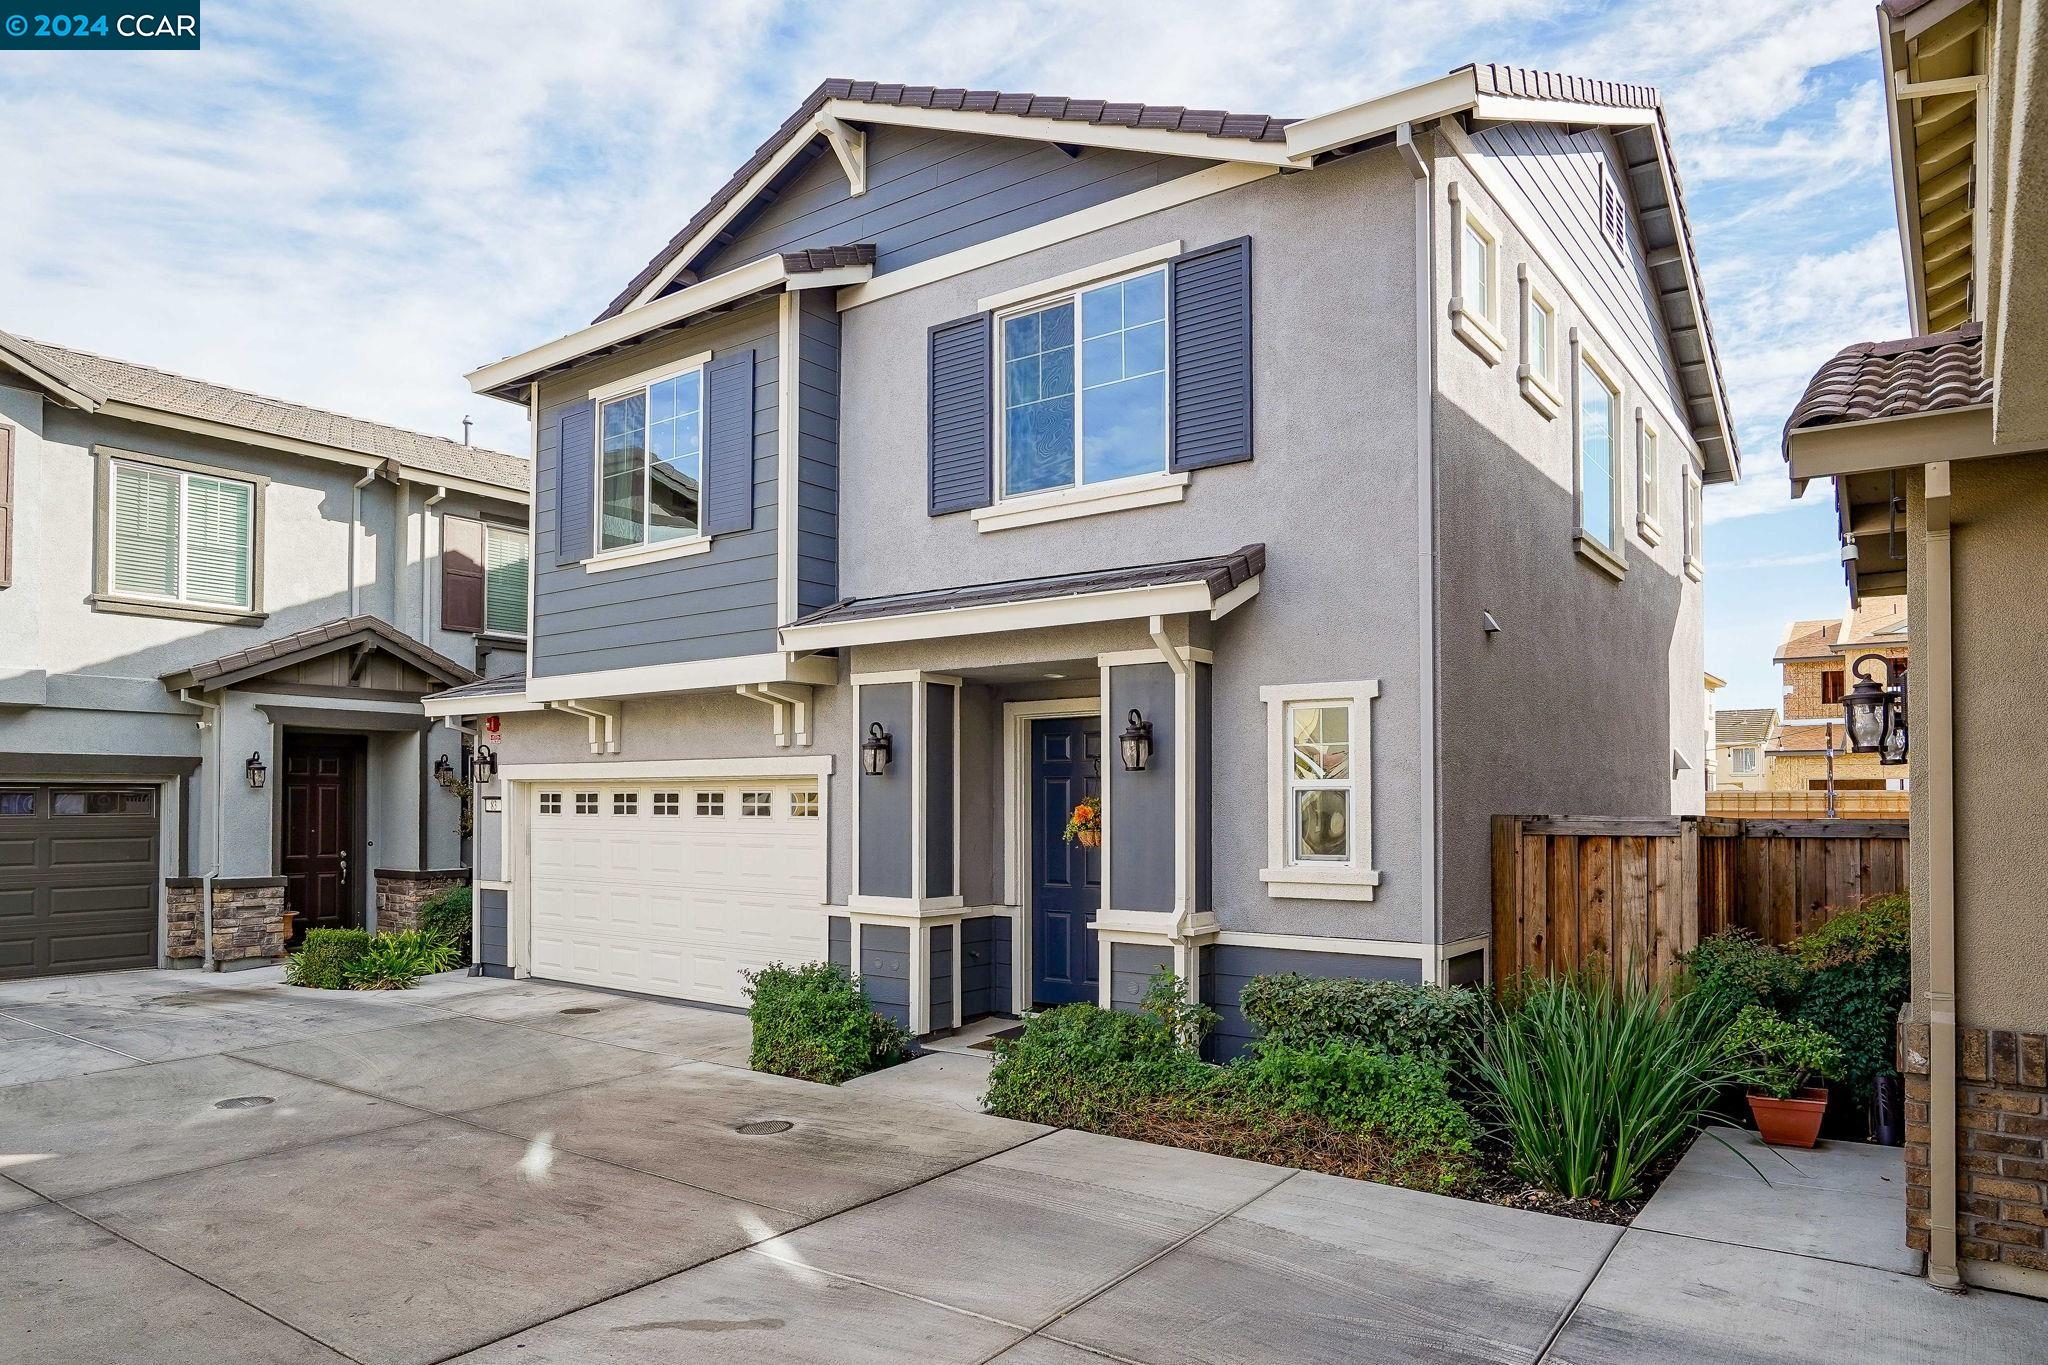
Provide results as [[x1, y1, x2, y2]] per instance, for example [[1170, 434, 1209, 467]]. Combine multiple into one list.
[[164, 878, 288, 964], [1900, 1020, 2048, 1274], [374, 868, 468, 936]]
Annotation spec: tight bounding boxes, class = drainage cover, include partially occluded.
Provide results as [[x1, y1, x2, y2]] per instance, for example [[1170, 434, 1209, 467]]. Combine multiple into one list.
[[736, 1120, 793, 1135], [558, 1006, 602, 1015], [214, 1096, 275, 1110]]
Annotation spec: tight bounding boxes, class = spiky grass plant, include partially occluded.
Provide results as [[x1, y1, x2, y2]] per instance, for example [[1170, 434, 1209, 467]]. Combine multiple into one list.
[[1471, 972, 1742, 1201]]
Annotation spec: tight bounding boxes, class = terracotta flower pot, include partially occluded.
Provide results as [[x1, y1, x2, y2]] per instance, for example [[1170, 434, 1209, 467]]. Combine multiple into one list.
[[1076, 830, 1100, 849], [1748, 1088, 1830, 1148]]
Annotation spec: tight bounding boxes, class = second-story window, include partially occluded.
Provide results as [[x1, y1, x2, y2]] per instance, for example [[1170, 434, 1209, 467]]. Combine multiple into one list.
[[484, 524, 528, 635], [110, 459, 256, 611], [1000, 266, 1167, 497], [1576, 348, 1621, 555], [598, 363, 703, 553]]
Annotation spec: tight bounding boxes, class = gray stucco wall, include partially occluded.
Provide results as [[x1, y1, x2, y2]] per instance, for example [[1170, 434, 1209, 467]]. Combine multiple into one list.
[[1105, 662, 1176, 914], [857, 682, 913, 899], [833, 148, 1432, 944], [529, 302, 782, 678], [1431, 131, 1706, 945]]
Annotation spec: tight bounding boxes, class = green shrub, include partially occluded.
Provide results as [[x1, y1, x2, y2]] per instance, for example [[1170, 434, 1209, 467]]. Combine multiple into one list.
[[1139, 969, 1220, 1052], [1238, 973, 1484, 1070], [284, 928, 372, 990], [1727, 1005, 1847, 1098], [1791, 894, 1910, 1095], [418, 884, 473, 959], [744, 962, 912, 1084], [984, 1002, 1211, 1125], [343, 931, 457, 989], [1680, 930, 1806, 1018], [1471, 973, 1742, 1202], [1234, 1040, 1478, 1166]]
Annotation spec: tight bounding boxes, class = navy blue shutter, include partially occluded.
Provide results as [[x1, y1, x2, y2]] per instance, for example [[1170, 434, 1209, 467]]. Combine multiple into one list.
[[927, 313, 993, 515], [1169, 236, 1253, 471], [554, 401, 594, 565], [702, 348, 756, 536]]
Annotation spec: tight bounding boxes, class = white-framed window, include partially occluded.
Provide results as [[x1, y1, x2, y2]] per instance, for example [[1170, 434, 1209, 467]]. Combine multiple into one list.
[[1730, 747, 1756, 775], [109, 458, 257, 611], [1636, 414, 1662, 542], [652, 791, 681, 816], [1258, 681, 1381, 901], [539, 792, 562, 816], [1573, 335, 1623, 571], [1516, 265, 1559, 416], [573, 791, 599, 815], [484, 524, 529, 636], [791, 789, 820, 818], [998, 264, 1168, 499], [740, 790, 772, 818], [594, 357, 706, 556], [1448, 185, 1504, 365], [611, 791, 638, 816], [1682, 461, 1704, 580], [695, 790, 724, 817]]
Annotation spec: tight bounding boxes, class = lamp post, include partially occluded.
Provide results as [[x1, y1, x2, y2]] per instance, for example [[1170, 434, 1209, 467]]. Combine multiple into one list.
[[1841, 653, 1908, 766]]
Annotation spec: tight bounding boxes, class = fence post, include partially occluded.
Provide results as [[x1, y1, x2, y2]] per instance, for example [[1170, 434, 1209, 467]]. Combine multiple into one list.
[[1491, 815, 1521, 988]]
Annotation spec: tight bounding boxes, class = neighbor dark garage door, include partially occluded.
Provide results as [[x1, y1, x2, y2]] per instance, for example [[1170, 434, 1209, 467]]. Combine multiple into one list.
[[0, 786, 160, 979]]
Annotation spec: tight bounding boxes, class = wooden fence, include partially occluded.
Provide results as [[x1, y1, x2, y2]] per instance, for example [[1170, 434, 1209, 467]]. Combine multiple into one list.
[[1705, 790, 1910, 819], [1491, 815, 1910, 989]]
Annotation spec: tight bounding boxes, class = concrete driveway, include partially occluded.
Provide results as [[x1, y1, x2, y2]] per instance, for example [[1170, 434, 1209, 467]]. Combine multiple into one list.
[[2, 968, 2044, 1364]]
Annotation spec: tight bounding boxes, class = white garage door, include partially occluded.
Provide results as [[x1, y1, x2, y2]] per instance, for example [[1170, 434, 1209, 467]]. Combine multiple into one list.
[[527, 778, 826, 1007]]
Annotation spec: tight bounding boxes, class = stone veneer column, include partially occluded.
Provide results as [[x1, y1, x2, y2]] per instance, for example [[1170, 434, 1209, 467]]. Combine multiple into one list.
[[373, 869, 469, 936], [163, 877, 288, 965], [1900, 1019, 2048, 1275]]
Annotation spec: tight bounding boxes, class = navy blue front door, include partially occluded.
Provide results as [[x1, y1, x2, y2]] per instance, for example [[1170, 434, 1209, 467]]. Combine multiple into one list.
[[1031, 716, 1101, 1007]]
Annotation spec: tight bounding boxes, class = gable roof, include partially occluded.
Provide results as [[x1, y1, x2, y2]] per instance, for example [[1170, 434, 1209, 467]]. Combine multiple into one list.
[[0, 329, 529, 496], [160, 615, 477, 692], [1776, 617, 1840, 662], [1715, 708, 1777, 746]]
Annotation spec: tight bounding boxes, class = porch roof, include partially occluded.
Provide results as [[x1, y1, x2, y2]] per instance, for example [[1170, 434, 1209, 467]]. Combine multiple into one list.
[[161, 615, 478, 692], [780, 545, 1264, 650]]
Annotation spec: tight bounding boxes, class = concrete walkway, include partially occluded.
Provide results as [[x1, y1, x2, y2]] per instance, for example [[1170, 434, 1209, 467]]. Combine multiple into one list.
[[1, 969, 2043, 1363]]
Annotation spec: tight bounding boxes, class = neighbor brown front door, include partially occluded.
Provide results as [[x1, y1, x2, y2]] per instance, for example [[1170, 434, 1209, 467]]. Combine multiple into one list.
[[281, 734, 360, 935]]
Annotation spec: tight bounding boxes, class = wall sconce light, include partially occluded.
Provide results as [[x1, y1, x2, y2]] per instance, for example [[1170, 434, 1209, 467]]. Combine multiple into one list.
[[244, 752, 267, 790], [471, 744, 499, 782], [1118, 709, 1154, 772], [1841, 653, 1908, 766], [433, 755, 456, 789], [861, 722, 893, 776]]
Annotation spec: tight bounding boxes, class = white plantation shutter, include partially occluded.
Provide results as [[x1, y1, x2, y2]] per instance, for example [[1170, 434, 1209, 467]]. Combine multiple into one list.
[[484, 525, 528, 635], [182, 474, 253, 608], [112, 463, 180, 598]]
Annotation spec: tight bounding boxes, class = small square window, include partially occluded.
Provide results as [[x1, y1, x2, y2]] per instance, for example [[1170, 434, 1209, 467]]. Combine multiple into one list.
[[653, 791, 681, 816], [612, 792, 638, 816], [0, 790, 35, 816], [574, 792, 599, 816], [539, 792, 563, 815], [741, 791, 772, 818], [791, 790, 820, 818], [695, 791, 725, 817]]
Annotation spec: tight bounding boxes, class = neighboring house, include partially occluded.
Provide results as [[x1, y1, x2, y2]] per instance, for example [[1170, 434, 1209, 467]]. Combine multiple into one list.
[[0, 330, 531, 979], [430, 65, 1735, 1058], [1783, 0, 2047, 1298], [1764, 601, 1909, 793], [1711, 707, 1776, 791], [1703, 669, 1726, 788]]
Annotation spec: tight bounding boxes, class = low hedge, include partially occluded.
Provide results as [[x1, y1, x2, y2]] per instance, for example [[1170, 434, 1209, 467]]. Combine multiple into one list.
[[284, 927, 452, 991], [284, 928, 371, 990], [745, 962, 912, 1084], [1239, 973, 1484, 1071], [418, 884, 473, 960]]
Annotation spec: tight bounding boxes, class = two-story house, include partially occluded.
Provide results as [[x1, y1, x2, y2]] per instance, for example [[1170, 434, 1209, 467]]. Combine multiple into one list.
[[1712, 707, 1778, 791], [429, 66, 1736, 1053], [1765, 600, 1909, 793], [0, 329, 530, 979]]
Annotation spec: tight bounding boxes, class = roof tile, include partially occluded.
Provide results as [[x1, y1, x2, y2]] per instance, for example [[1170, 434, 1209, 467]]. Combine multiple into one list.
[[1783, 323, 1989, 447]]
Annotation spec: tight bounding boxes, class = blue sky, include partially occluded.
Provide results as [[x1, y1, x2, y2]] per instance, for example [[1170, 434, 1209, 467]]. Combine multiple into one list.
[[0, 0, 1907, 710]]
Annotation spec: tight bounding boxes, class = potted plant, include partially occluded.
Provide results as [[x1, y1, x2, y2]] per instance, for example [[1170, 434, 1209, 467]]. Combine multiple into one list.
[[1063, 798, 1102, 849], [1727, 1005, 1846, 1148]]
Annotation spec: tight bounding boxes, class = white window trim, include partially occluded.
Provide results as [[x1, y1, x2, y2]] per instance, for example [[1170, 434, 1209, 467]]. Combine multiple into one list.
[[590, 349, 713, 565], [993, 260, 1172, 504], [108, 457, 258, 612], [971, 469, 1188, 533], [1258, 681, 1380, 901], [1517, 264, 1560, 418], [1448, 183, 1504, 366], [482, 522, 530, 636], [976, 241, 1182, 313], [1636, 410, 1663, 546], [1571, 330, 1626, 580], [1682, 460, 1705, 581], [1730, 746, 1757, 775]]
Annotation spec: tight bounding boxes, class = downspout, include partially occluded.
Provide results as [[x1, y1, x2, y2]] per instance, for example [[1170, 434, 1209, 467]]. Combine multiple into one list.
[[1923, 461, 1960, 1289], [421, 485, 447, 641], [1397, 121, 1443, 979], [180, 687, 221, 971], [348, 468, 376, 618], [1148, 615, 1196, 973]]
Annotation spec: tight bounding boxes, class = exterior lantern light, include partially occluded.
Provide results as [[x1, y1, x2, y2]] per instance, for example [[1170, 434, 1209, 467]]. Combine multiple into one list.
[[471, 744, 499, 783], [1118, 708, 1154, 773], [433, 754, 456, 789], [244, 751, 267, 790], [861, 722, 893, 776], [1841, 652, 1908, 766]]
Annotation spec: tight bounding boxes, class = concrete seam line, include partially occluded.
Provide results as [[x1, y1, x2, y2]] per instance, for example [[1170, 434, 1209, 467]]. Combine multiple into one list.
[[1595, 1222, 1928, 1281], [1531, 1219, 1627, 1363], [0, 1007, 151, 1062]]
